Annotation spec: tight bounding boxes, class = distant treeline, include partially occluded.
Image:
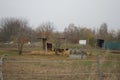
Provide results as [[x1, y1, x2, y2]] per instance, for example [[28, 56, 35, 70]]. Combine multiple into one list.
[[0, 17, 120, 47]]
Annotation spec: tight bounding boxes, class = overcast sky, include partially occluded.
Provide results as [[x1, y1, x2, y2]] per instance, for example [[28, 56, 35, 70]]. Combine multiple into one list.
[[0, 0, 120, 31]]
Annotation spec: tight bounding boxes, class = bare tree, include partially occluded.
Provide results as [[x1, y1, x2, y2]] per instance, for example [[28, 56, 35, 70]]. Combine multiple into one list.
[[36, 22, 54, 39], [36, 22, 54, 50], [16, 23, 32, 55], [0, 18, 21, 42], [0, 18, 33, 55], [99, 23, 108, 40], [64, 23, 80, 43], [64, 24, 96, 46]]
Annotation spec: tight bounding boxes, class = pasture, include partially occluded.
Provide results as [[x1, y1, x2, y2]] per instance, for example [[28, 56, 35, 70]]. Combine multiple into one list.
[[0, 44, 120, 80]]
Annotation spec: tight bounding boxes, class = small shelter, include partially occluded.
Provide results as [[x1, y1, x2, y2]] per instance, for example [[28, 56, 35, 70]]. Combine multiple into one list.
[[38, 37, 53, 51], [96, 39, 104, 48]]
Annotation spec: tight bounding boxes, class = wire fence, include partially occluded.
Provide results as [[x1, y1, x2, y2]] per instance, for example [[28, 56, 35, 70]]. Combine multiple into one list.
[[0, 54, 120, 80]]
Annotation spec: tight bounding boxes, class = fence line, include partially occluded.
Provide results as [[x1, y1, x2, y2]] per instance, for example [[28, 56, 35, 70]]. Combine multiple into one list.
[[3, 73, 120, 75], [4, 60, 120, 63], [2, 54, 120, 80]]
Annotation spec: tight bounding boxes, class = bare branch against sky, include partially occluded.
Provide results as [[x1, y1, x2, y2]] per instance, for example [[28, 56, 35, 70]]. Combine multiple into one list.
[[0, 0, 120, 31]]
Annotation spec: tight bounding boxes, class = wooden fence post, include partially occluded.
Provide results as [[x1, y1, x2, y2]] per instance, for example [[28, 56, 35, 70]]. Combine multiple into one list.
[[0, 60, 3, 80], [97, 55, 102, 80], [0, 54, 7, 80]]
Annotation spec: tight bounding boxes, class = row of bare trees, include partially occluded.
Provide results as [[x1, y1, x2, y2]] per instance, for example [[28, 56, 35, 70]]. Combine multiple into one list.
[[0, 17, 120, 55], [64, 23, 120, 44], [64, 23, 96, 45]]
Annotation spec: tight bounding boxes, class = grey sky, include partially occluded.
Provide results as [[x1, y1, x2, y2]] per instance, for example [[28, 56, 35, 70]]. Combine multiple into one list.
[[0, 0, 120, 31]]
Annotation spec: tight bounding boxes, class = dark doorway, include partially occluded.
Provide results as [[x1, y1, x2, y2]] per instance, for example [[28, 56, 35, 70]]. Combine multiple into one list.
[[97, 39, 104, 48], [47, 43, 52, 51]]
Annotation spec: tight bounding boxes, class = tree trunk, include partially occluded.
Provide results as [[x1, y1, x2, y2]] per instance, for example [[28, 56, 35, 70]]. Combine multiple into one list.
[[18, 43, 23, 55], [19, 50, 22, 55], [43, 38, 47, 50]]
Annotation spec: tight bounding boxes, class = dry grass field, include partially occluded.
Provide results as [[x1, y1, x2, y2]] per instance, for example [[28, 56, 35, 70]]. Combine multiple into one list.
[[0, 47, 120, 80]]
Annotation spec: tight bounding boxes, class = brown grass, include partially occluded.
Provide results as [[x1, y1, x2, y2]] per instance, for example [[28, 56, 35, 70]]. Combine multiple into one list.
[[2, 52, 120, 80], [0, 47, 119, 80]]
